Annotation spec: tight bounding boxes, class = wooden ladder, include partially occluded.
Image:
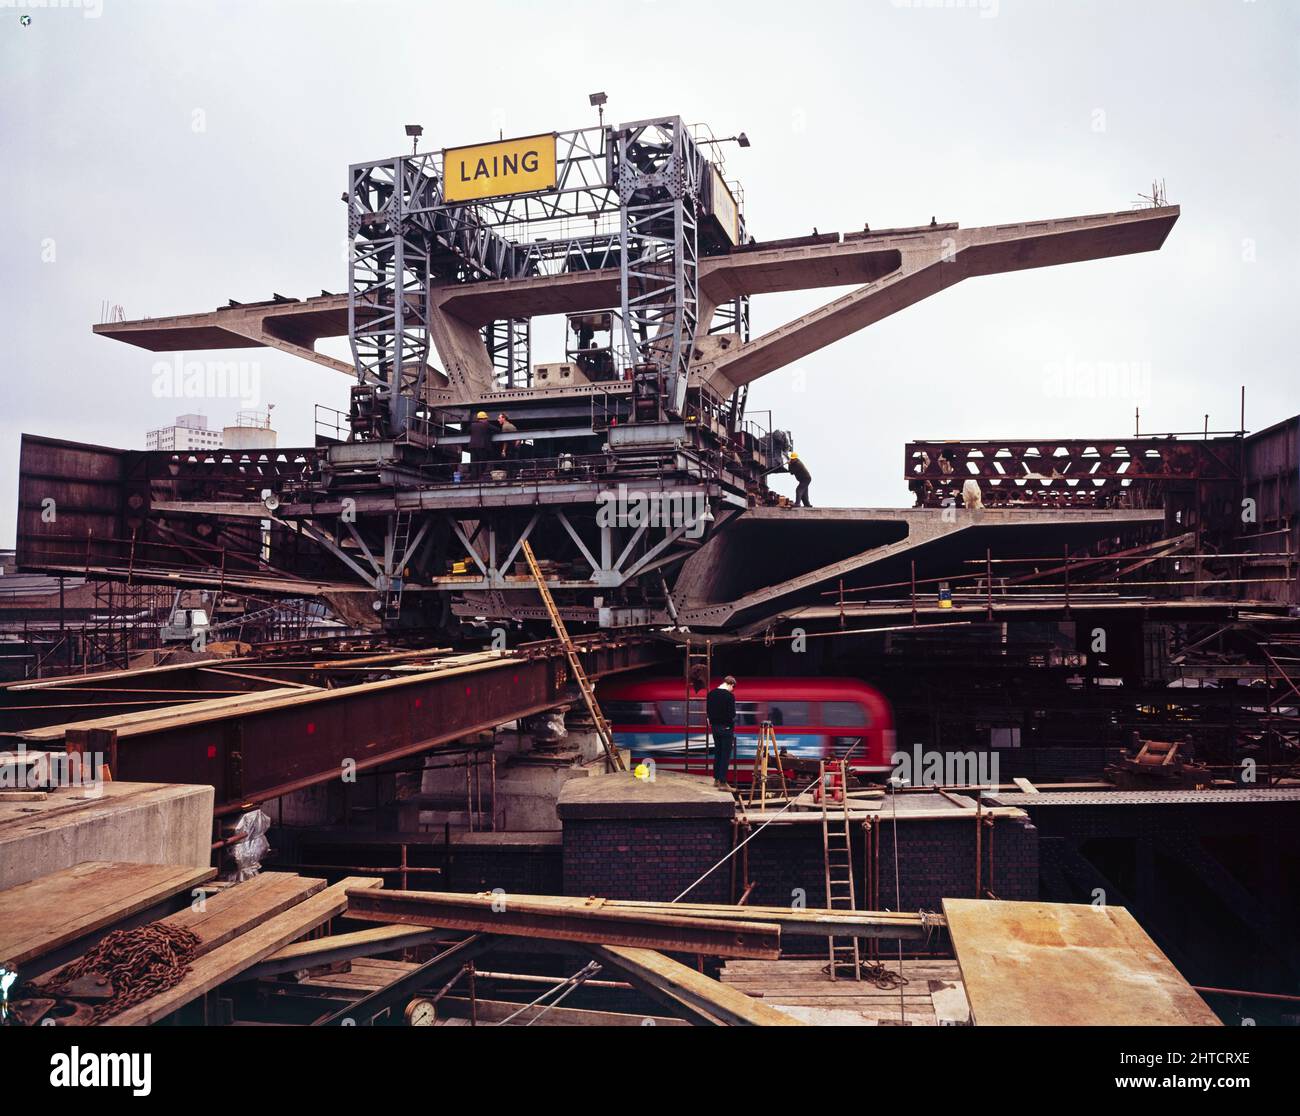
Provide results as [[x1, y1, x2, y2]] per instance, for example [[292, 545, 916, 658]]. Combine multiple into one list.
[[683, 637, 712, 778], [820, 759, 861, 981], [745, 721, 788, 808], [520, 539, 625, 772], [383, 510, 413, 622]]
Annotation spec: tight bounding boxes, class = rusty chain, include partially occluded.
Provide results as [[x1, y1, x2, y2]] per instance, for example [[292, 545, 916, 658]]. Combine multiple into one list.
[[40, 923, 201, 1023]]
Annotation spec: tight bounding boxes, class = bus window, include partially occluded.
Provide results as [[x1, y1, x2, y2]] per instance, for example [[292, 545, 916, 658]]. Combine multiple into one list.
[[822, 701, 870, 727], [767, 701, 811, 726], [658, 701, 686, 724], [604, 701, 657, 724]]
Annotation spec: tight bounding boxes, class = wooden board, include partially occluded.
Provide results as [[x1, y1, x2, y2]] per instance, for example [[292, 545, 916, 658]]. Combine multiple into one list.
[[16, 686, 315, 742], [33, 871, 328, 984], [106, 877, 382, 1026], [292, 957, 418, 993], [943, 899, 1221, 1026], [719, 958, 958, 1025], [161, 871, 328, 951], [0, 861, 216, 967], [248, 924, 445, 979], [590, 945, 803, 1026]]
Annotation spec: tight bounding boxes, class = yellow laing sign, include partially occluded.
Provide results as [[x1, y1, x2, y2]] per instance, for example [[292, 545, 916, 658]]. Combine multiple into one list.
[[442, 133, 557, 203]]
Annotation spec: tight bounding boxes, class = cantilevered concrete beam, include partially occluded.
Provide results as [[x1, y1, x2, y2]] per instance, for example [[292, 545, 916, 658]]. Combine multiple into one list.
[[94, 295, 356, 377], [672, 505, 1167, 631], [94, 206, 1177, 402], [691, 206, 1180, 396]]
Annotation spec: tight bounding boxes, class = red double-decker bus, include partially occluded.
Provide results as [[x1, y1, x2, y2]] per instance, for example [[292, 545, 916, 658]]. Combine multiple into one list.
[[598, 675, 895, 780]]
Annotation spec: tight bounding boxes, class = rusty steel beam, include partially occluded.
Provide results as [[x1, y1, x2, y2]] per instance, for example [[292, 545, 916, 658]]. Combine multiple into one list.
[[9, 639, 665, 815], [343, 888, 782, 960], [582, 898, 939, 941]]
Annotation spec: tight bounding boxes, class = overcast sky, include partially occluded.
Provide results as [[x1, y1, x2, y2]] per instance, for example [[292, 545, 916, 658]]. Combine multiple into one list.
[[3, 0, 1297, 543]]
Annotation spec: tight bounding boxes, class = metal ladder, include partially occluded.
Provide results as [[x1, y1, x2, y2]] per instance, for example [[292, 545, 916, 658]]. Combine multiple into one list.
[[746, 721, 788, 808], [820, 759, 861, 981], [520, 540, 625, 772], [683, 637, 712, 778], [383, 510, 413, 622]]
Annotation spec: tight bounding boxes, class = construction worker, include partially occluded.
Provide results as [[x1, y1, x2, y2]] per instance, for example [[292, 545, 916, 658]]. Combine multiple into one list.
[[496, 412, 517, 458], [467, 410, 498, 477], [788, 451, 813, 507], [706, 675, 738, 789]]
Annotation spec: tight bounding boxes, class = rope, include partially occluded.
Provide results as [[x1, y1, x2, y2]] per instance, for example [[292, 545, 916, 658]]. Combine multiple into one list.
[[821, 957, 910, 989], [672, 768, 829, 903], [673, 737, 863, 903]]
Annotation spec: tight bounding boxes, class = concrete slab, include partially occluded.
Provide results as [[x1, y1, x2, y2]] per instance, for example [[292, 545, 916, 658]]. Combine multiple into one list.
[[556, 770, 735, 820], [0, 781, 214, 890]]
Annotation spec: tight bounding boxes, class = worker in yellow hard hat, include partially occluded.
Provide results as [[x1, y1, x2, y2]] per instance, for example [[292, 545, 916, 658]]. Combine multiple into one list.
[[467, 410, 500, 478], [787, 451, 813, 507]]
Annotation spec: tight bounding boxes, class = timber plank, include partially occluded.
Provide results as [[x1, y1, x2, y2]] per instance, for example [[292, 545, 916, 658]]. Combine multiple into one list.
[[257, 924, 441, 968], [17, 686, 314, 742], [34, 872, 328, 986], [590, 945, 803, 1026], [0, 861, 216, 967], [162, 872, 328, 951], [106, 877, 382, 1026]]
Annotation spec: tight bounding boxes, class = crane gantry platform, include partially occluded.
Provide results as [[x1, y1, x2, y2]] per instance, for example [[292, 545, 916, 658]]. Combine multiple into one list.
[[16, 113, 1193, 638]]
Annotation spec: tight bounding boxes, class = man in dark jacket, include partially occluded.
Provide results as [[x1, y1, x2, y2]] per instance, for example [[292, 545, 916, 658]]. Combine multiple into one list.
[[705, 675, 738, 788], [467, 410, 498, 477], [788, 452, 812, 507]]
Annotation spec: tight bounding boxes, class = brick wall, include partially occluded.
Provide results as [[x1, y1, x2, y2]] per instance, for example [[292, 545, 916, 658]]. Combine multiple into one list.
[[562, 817, 733, 903], [444, 842, 562, 896], [561, 811, 1039, 914], [743, 815, 1039, 913]]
